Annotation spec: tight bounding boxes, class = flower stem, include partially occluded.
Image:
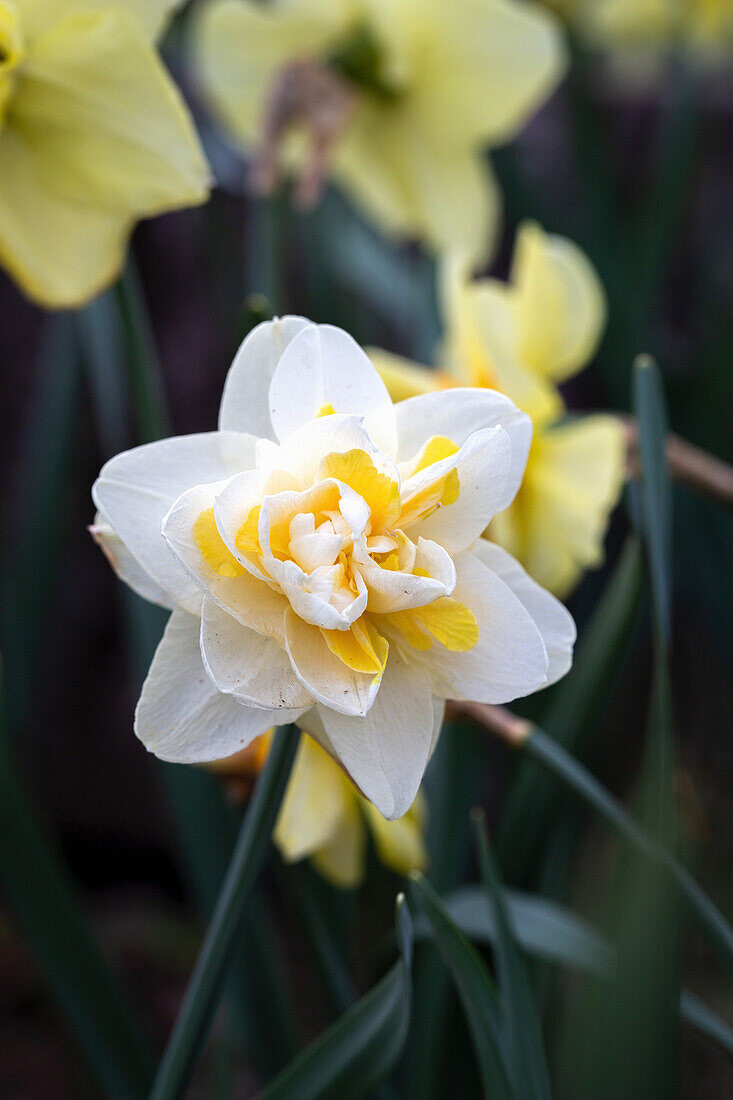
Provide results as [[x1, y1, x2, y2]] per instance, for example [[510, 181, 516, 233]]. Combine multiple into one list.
[[149, 725, 299, 1100]]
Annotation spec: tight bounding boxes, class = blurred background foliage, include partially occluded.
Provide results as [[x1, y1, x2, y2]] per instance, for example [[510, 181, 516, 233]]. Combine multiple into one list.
[[0, 1, 731, 1097]]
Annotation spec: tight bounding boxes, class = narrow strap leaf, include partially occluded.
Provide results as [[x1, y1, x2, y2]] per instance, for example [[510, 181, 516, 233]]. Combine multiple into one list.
[[409, 872, 515, 1100], [149, 725, 299, 1100], [258, 895, 413, 1100], [472, 813, 552, 1100]]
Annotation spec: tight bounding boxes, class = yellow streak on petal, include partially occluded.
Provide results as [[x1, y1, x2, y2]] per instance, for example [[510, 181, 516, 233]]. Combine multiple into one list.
[[388, 598, 478, 653], [234, 504, 262, 555], [412, 435, 460, 474], [194, 507, 244, 577], [320, 449, 400, 532], [322, 616, 389, 677], [317, 401, 337, 416]]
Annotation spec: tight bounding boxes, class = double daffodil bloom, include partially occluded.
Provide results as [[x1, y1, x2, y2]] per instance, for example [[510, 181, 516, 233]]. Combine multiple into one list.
[[0, 1, 210, 307], [92, 316, 574, 819], [194, 0, 566, 261], [372, 223, 626, 598], [212, 731, 426, 887]]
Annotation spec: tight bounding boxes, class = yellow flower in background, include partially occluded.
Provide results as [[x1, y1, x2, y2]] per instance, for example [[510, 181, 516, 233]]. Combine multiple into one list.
[[207, 732, 427, 887], [194, 0, 567, 262], [0, 1, 210, 308], [371, 222, 626, 598], [543, 0, 733, 68]]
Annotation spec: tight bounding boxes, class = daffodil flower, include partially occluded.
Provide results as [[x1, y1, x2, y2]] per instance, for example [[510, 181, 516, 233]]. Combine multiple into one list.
[[92, 318, 574, 819], [544, 0, 733, 69], [211, 731, 427, 887], [371, 222, 627, 598], [194, 0, 566, 261], [0, 1, 210, 307]]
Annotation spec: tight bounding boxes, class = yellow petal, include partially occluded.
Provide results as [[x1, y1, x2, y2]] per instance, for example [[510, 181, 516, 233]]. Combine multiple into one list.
[[320, 448, 400, 532], [311, 793, 367, 888], [335, 104, 500, 261], [322, 616, 389, 676], [511, 221, 607, 383], [1, 10, 208, 306], [363, 789, 428, 877], [387, 596, 479, 653], [274, 734, 355, 862], [493, 415, 626, 597], [20, 1, 182, 43], [193, 507, 244, 578], [441, 254, 563, 426]]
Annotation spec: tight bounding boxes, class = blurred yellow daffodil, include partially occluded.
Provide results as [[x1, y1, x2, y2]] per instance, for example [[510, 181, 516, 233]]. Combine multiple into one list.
[[543, 0, 733, 69], [210, 730, 426, 887], [194, 0, 567, 261], [371, 222, 627, 598], [0, 0, 210, 308]]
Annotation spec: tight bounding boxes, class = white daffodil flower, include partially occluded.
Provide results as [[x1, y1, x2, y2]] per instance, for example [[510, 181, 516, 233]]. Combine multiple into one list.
[[92, 319, 575, 819]]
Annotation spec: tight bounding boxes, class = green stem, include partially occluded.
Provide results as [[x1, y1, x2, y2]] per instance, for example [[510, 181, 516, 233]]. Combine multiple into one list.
[[114, 263, 170, 443], [149, 726, 299, 1100]]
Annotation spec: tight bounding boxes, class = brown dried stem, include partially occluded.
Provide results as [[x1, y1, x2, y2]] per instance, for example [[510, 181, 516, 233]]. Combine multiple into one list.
[[623, 416, 733, 507]]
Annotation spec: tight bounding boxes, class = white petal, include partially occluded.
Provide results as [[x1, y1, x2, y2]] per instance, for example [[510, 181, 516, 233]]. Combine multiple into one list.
[[266, 412, 399, 488], [392, 550, 550, 704], [394, 387, 532, 511], [404, 426, 513, 554], [92, 432, 256, 613], [201, 597, 313, 709], [268, 324, 398, 457], [135, 607, 303, 763], [218, 316, 311, 438], [90, 512, 175, 610], [266, 556, 369, 630], [471, 540, 575, 685], [359, 536, 456, 613], [317, 651, 434, 820], [284, 608, 381, 717], [162, 479, 289, 638]]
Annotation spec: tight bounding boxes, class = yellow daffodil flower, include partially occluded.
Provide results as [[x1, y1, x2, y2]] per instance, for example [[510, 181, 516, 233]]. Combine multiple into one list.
[[92, 316, 574, 819], [543, 0, 733, 68], [371, 222, 627, 598], [208, 731, 427, 887], [0, 0, 210, 308], [194, 0, 567, 261]]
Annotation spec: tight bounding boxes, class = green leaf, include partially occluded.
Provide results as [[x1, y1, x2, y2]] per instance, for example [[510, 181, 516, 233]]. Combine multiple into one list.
[[149, 726, 299, 1100], [498, 537, 643, 874], [522, 728, 733, 977], [679, 991, 733, 1057], [409, 873, 515, 1100], [633, 355, 672, 647], [258, 895, 413, 1100], [114, 262, 170, 443], [430, 884, 731, 1060], [434, 887, 612, 977], [0, 678, 154, 1100], [472, 814, 551, 1100], [0, 317, 81, 735]]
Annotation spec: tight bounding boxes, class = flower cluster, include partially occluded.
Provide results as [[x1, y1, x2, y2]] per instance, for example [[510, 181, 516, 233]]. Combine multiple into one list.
[[92, 318, 575, 820]]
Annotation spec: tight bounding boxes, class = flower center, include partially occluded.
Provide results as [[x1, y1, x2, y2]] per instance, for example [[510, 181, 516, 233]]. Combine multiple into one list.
[[0, 2, 23, 127], [192, 434, 479, 679]]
